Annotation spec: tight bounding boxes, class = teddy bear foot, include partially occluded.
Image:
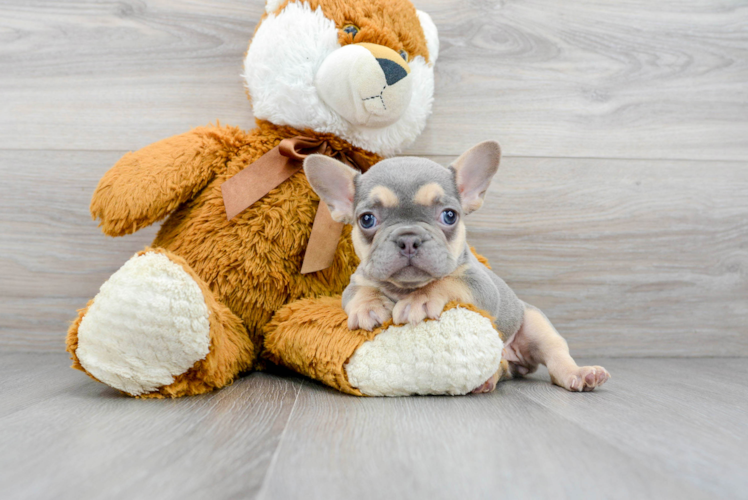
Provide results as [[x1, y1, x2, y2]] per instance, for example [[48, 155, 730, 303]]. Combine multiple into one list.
[[346, 307, 504, 396], [265, 298, 505, 397], [67, 249, 256, 398]]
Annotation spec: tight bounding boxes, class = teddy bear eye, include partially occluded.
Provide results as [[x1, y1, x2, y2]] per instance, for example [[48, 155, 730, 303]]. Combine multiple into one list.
[[359, 213, 377, 229], [399, 50, 408, 62], [342, 24, 359, 36], [440, 209, 457, 225]]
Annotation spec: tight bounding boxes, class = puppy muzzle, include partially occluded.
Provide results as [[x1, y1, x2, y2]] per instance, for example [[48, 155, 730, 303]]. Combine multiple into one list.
[[315, 43, 412, 128], [366, 224, 453, 287]]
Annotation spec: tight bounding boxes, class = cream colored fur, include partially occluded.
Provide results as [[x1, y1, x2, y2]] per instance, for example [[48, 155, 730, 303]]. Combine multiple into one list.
[[345, 308, 503, 396], [76, 252, 211, 396], [315, 43, 413, 128]]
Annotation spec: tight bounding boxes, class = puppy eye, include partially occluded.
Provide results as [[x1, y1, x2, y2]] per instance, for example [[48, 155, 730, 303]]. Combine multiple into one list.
[[440, 209, 457, 225], [342, 24, 359, 36], [399, 49, 408, 61], [359, 213, 377, 229]]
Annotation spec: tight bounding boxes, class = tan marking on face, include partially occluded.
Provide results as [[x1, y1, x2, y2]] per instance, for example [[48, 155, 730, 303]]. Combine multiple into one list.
[[414, 182, 445, 206], [447, 221, 467, 261], [351, 226, 371, 262], [368, 185, 399, 207]]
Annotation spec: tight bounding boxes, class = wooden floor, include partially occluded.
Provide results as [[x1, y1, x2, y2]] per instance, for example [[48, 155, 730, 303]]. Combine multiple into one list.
[[0, 353, 745, 500], [1, 1, 746, 499]]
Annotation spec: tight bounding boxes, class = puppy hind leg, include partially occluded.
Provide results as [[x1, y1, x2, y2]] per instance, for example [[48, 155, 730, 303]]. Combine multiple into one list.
[[503, 305, 610, 392]]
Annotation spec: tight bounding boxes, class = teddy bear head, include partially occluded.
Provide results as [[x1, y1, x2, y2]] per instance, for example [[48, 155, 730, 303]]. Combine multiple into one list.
[[244, 0, 439, 157]]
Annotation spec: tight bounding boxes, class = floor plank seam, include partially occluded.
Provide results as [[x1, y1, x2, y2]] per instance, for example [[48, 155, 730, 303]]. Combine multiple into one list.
[[514, 385, 717, 498], [254, 378, 304, 500]]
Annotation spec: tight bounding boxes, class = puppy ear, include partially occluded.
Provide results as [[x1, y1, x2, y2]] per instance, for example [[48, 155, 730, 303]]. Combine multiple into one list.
[[303, 155, 359, 223], [450, 141, 501, 214]]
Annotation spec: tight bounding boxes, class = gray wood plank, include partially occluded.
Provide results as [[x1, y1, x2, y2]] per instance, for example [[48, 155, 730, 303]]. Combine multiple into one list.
[[0, 352, 88, 418], [2, 354, 746, 500], [518, 358, 748, 499], [0, 353, 302, 500], [0, 0, 259, 153], [0, 150, 157, 351], [413, 0, 748, 160], [258, 368, 709, 500], [1, 0, 747, 160], [458, 155, 748, 357], [4, 150, 745, 355]]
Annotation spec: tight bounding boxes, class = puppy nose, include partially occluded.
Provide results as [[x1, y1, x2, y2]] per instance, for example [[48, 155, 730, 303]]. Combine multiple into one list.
[[396, 234, 422, 258]]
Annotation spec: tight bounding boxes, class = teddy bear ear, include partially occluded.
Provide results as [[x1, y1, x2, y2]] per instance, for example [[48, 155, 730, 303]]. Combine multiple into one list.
[[416, 10, 439, 66], [265, 0, 285, 15]]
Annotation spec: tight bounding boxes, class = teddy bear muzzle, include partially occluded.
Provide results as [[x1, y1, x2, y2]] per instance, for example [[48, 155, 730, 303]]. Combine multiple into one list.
[[315, 42, 413, 128]]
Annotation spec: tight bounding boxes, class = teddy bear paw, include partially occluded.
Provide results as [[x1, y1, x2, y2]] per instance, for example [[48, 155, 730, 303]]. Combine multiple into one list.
[[75, 252, 211, 396], [346, 307, 503, 396]]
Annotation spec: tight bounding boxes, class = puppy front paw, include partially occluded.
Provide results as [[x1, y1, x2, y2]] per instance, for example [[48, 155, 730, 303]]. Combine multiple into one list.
[[392, 293, 447, 325], [345, 294, 394, 331]]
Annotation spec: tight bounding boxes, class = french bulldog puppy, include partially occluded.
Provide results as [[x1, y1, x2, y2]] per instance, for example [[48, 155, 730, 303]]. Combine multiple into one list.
[[303, 142, 610, 392]]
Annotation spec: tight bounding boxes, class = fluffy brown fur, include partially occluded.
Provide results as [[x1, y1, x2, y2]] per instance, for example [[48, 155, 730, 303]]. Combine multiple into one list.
[[66, 0, 455, 397], [68, 121, 381, 395], [147, 121, 380, 352], [263, 0, 430, 63]]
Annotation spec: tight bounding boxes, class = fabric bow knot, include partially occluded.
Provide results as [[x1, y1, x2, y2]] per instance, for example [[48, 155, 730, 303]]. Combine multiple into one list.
[[221, 136, 372, 274]]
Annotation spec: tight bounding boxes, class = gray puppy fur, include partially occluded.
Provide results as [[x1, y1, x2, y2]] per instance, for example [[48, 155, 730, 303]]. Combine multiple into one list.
[[304, 142, 610, 393]]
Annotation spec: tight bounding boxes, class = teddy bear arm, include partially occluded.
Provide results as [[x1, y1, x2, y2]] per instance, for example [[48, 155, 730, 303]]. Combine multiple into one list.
[[90, 126, 238, 237]]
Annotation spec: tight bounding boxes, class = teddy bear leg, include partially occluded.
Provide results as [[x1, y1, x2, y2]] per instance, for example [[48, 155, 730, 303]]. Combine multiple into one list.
[[66, 248, 257, 398], [264, 297, 504, 396]]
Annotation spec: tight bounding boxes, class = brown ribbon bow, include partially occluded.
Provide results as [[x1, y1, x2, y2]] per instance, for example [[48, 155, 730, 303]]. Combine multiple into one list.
[[221, 136, 372, 274]]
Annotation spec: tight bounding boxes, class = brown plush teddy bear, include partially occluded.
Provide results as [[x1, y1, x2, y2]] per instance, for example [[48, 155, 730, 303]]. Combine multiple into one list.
[[67, 0, 505, 398]]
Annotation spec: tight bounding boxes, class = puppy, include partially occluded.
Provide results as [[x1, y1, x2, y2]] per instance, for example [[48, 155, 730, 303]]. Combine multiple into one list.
[[303, 141, 610, 392]]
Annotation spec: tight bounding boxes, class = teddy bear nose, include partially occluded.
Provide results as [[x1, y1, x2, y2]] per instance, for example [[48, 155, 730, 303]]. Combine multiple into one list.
[[377, 58, 408, 86], [396, 234, 422, 258]]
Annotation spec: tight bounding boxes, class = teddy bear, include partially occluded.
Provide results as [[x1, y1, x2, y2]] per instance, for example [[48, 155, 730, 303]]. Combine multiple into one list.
[[66, 0, 506, 398]]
